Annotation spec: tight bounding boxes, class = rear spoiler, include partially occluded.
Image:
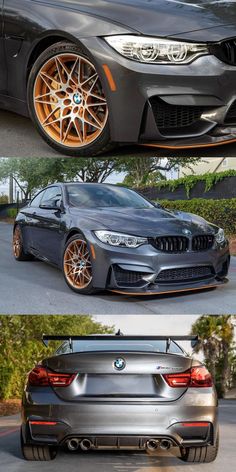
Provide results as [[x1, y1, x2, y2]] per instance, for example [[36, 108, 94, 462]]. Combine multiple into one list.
[[42, 334, 199, 352]]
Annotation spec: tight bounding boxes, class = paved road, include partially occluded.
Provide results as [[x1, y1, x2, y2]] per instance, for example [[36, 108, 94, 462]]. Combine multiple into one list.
[[0, 401, 235, 471], [1, 110, 236, 158], [0, 222, 235, 315]]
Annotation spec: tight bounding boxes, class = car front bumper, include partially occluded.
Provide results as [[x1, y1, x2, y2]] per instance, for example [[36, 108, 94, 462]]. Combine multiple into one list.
[[79, 37, 236, 147], [22, 388, 218, 449], [85, 232, 230, 294]]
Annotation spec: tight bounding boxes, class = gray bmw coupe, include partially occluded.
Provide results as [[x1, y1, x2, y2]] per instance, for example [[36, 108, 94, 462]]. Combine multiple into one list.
[[21, 334, 219, 462], [13, 182, 230, 295], [2, 1, 236, 155]]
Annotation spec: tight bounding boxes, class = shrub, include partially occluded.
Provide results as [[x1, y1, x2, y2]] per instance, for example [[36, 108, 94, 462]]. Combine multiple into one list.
[[158, 198, 236, 235], [6, 207, 18, 218]]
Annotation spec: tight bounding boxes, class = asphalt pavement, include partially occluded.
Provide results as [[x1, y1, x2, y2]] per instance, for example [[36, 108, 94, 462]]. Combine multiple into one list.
[[1, 110, 236, 158], [0, 400, 235, 472], [0, 222, 235, 315]]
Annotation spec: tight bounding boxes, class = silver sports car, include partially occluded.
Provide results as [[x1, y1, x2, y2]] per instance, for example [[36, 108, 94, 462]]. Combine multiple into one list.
[[13, 183, 230, 295], [21, 334, 219, 463]]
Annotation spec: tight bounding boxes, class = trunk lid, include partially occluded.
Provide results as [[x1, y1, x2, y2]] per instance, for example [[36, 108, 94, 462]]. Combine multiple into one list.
[[44, 351, 192, 402]]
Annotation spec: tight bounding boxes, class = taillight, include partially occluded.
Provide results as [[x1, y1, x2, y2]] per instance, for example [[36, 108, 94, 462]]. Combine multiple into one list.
[[164, 366, 212, 388], [28, 365, 76, 387]]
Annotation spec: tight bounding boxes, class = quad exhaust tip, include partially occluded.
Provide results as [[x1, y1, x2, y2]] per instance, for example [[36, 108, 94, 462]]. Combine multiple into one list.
[[80, 439, 94, 451], [146, 439, 173, 451], [67, 438, 94, 451], [160, 439, 173, 450], [67, 438, 80, 451]]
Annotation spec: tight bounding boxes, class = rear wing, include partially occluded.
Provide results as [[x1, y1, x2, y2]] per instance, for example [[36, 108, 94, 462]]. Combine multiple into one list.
[[42, 334, 199, 352]]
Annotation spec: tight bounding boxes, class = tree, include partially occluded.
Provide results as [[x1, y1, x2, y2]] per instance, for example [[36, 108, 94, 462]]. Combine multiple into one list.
[[0, 157, 201, 199], [0, 315, 114, 400], [191, 315, 236, 397], [0, 158, 123, 200], [119, 157, 201, 187]]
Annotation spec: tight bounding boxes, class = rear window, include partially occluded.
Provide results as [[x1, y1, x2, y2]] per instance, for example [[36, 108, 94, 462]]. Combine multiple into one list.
[[56, 340, 184, 355]]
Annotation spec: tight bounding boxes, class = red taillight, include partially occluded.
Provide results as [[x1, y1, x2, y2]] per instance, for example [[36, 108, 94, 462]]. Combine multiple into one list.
[[30, 421, 57, 426], [164, 366, 213, 388], [28, 365, 76, 387], [181, 422, 209, 427], [190, 366, 213, 387]]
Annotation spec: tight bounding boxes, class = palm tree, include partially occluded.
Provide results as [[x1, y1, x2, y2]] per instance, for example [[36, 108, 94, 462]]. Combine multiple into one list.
[[191, 315, 235, 397]]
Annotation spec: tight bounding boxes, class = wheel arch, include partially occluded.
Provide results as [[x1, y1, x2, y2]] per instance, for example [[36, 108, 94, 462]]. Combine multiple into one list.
[[26, 33, 88, 82], [64, 228, 86, 245]]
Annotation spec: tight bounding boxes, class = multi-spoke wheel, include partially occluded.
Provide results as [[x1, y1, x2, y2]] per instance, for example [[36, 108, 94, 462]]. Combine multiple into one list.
[[28, 42, 112, 156], [63, 235, 96, 294], [13, 225, 33, 261]]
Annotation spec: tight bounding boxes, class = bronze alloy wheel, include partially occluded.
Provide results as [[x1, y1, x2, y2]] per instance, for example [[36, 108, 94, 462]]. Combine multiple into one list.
[[33, 52, 108, 148], [13, 226, 22, 258], [63, 238, 92, 289]]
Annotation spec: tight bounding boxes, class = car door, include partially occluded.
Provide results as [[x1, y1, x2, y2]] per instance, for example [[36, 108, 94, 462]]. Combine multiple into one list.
[[31, 186, 65, 265], [0, 0, 7, 93], [19, 189, 46, 252]]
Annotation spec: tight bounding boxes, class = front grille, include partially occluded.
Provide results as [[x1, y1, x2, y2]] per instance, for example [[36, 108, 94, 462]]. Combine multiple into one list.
[[113, 266, 147, 286], [192, 235, 214, 251], [225, 100, 236, 124], [149, 97, 209, 131], [153, 236, 189, 253], [210, 38, 236, 66], [155, 266, 214, 284]]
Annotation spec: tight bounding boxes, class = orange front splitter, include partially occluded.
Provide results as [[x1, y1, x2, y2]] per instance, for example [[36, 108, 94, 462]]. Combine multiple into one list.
[[140, 136, 236, 150], [109, 283, 223, 296]]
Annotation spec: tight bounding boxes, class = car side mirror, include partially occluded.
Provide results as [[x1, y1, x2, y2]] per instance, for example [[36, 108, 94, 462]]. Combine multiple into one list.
[[40, 199, 63, 211]]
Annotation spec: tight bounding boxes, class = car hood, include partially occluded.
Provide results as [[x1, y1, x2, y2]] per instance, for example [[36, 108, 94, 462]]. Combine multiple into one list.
[[70, 206, 217, 237], [60, 0, 236, 41]]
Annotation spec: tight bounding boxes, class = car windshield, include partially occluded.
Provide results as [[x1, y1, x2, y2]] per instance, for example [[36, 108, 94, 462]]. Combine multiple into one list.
[[56, 340, 184, 355], [66, 184, 154, 209]]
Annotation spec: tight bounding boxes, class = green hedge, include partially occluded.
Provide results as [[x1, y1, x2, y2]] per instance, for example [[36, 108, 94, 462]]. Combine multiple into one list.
[[154, 170, 236, 197], [6, 208, 18, 218], [158, 198, 236, 235]]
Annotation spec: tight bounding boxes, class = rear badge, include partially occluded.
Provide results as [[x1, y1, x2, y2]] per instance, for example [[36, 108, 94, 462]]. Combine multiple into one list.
[[114, 358, 126, 371]]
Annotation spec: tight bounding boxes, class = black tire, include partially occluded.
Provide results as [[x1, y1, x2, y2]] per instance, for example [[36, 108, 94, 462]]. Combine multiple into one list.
[[21, 429, 57, 461], [180, 430, 219, 463], [27, 41, 114, 157], [13, 225, 34, 261], [63, 234, 98, 295]]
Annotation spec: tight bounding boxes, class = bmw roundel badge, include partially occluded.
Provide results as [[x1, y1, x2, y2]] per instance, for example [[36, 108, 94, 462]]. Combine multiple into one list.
[[114, 358, 126, 371]]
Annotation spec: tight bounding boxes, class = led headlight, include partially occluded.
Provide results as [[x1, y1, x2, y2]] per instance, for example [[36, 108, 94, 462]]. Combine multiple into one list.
[[94, 230, 147, 248], [104, 35, 208, 64], [215, 228, 225, 244]]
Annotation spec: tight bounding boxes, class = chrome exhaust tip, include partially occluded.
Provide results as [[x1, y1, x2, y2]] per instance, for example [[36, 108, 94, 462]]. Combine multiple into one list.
[[160, 439, 172, 450], [146, 439, 159, 451], [80, 438, 94, 451], [67, 438, 80, 451]]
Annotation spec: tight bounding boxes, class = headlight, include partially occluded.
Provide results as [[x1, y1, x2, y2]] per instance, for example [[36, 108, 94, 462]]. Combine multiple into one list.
[[104, 35, 208, 64], [94, 230, 147, 248], [215, 228, 225, 244]]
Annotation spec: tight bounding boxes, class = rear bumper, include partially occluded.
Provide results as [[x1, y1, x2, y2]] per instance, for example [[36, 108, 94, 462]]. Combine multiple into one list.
[[22, 390, 218, 449]]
